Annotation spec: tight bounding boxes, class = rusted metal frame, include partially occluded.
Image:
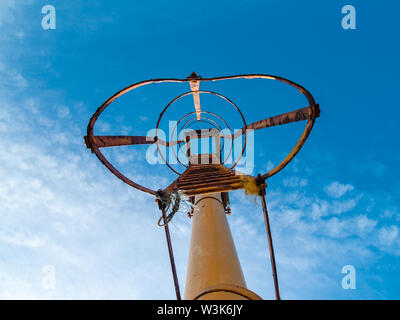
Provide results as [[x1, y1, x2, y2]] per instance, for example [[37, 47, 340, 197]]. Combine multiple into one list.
[[185, 169, 224, 174], [179, 175, 236, 183], [189, 79, 201, 120], [181, 123, 223, 162], [165, 164, 249, 195], [179, 172, 235, 180], [179, 165, 237, 178], [170, 110, 233, 166], [262, 105, 319, 180], [226, 106, 315, 140], [156, 90, 244, 173], [179, 172, 238, 182], [171, 117, 224, 169], [86, 78, 188, 196], [259, 187, 281, 300], [184, 169, 227, 175], [201, 74, 319, 180], [183, 184, 244, 196], [86, 74, 318, 196], [186, 128, 221, 163], [179, 175, 237, 184], [160, 207, 182, 300], [184, 183, 243, 191], [179, 168, 238, 179], [184, 181, 243, 190], [178, 177, 241, 189], [179, 177, 235, 185], [179, 118, 226, 161], [247, 106, 313, 130], [188, 163, 223, 167], [221, 103, 319, 179], [84, 144, 157, 195], [85, 135, 184, 148], [181, 163, 224, 171], [85, 73, 318, 300], [155, 90, 247, 175], [179, 173, 237, 181], [185, 183, 243, 192]]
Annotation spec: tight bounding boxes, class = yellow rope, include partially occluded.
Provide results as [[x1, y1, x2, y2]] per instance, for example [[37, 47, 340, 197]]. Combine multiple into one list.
[[239, 176, 262, 195]]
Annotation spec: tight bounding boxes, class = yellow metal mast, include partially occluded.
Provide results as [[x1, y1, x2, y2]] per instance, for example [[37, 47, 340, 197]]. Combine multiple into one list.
[[184, 193, 261, 300]]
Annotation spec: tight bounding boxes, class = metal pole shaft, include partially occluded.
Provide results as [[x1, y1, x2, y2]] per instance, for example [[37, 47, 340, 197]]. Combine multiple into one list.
[[260, 194, 281, 300], [184, 193, 247, 300], [161, 208, 181, 300]]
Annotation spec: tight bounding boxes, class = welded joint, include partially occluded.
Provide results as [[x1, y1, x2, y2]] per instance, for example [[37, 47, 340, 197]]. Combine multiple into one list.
[[83, 136, 94, 153], [186, 71, 202, 80], [155, 189, 168, 211], [256, 174, 267, 196]]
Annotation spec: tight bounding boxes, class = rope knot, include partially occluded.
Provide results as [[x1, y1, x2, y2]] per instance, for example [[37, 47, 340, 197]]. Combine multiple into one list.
[[256, 174, 267, 196]]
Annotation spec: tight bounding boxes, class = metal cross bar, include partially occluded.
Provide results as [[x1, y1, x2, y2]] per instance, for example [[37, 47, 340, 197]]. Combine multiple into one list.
[[84, 135, 184, 148], [188, 72, 201, 120]]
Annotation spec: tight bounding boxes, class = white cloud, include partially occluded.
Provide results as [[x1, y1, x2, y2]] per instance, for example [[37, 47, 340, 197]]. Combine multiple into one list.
[[57, 106, 70, 119], [0, 231, 46, 249], [0, 0, 16, 26], [324, 181, 354, 198], [323, 217, 348, 238], [311, 200, 329, 219], [355, 215, 377, 234], [264, 160, 274, 172], [96, 120, 111, 133], [331, 195, 362, 215], [0, 73, 183, 299], [283, 176, 308, 188], [378, 226, 399, 246], [0, 66, 28, 88]]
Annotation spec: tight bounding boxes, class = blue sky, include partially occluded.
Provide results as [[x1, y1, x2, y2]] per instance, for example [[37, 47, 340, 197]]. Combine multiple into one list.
[[0, 0, 399, 299]]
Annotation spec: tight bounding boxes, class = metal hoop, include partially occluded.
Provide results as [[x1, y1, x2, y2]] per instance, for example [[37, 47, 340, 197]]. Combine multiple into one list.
[[86, 74, 318, 195], [176, 118, 223, 168], [155, 90, 247, 175], [171, 111, 233, 169]]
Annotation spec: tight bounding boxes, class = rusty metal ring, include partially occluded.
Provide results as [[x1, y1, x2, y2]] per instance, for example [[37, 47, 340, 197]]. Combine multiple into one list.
[[171, 110, 234, 168], [173, 113, 231, 168], [176, 118, 223, 168], [86, 74, 317, 196], [178, 116, 232, 165], [155, 90, 247, 175]]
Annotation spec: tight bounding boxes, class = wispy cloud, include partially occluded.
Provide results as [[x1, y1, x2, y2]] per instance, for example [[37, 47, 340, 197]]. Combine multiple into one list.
[[324, 181, 354, 198], [0, 0, 17, 26], [378, 226, 399, 246], [283, 176, 308, 188], [0, 60, 181, 299]]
